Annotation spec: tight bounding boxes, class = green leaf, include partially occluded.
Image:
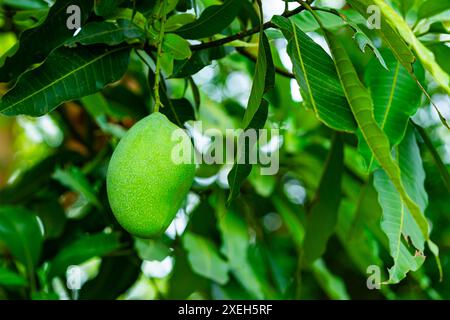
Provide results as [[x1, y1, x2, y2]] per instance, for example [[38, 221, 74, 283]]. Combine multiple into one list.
[[322, 27, 430, 242], [165, 13, 196, 32], [174, 0, 242, 40], [94, 0, 122, 17], [172, 47, 229, 78], [79, 255, 141, 300], [272, 15, 357, 133], [48, 232, 121, 278], [374, 127, 428, 283], [0, 45, 131, 116], [242, 31, 274, 128], [182, 232, 229, 285], [2, 0, 49, 10], [0, 0, 94, 82], [347, 0, 416, 73], [302, 134, 344, 266], [0, 152, 81, 205], [52, 166, 101, 208], [163, 33, 192, 60], [311, 259, 350, 300], [343, 18, 387, 69], [426, 42, 450, 76], [359, 50, 424, 170], [135, 238, 171, 262], [271, 194, 305, 248], [66, 19, 145, 46], [32, 199, 67, 239], [81, 93, 127, 138], [415, 123, 450, 193], [373, 0, 450, 96], [418, 0, 450, 20], [337, 197, 385, 278], [218, 209, 265, 299], [292, 10, 346, 32], [0, 207, 43, 272], [227, 100, 268, 203], [0, 266, 28, 287]]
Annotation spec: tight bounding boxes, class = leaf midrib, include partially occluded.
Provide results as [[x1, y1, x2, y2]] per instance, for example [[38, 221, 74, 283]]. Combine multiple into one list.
[[1, 47, 127, 113], [290, 20, 318, 115]]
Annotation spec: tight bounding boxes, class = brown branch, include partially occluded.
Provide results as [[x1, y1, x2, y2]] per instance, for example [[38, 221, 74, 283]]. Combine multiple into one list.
[[236, 47, 295, 79], [190, 6, 306, 51]]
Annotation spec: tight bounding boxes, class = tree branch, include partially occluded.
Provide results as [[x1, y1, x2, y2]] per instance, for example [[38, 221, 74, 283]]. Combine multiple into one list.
[[190, 6, 306, 51]]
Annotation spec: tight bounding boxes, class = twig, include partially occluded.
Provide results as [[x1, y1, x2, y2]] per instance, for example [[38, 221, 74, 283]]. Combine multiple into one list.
[[153, 0, 167, 113], [190, 6, 306, 51]]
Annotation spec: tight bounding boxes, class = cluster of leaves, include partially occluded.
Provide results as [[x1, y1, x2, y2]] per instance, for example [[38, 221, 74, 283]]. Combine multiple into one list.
[[0, 0, 449, 300]]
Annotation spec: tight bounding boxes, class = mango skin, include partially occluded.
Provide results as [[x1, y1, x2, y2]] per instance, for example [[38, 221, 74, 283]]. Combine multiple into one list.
[[106, 112, 195, 238]]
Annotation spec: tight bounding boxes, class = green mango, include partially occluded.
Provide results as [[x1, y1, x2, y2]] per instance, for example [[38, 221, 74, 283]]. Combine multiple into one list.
[[107, 112, 195, 238]]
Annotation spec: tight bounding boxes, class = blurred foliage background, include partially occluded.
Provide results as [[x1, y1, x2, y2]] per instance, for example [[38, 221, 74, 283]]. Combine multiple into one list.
[[0, 0, 449, 300]]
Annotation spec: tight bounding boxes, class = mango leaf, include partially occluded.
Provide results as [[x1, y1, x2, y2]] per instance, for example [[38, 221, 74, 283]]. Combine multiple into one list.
[[242, 31, 274, 128], [79, 255, 141, 300], [347, 0, 416, 73], [0, 45, 131, 116], [135, 238, 171, 262], [94, 0, 122, 17], [292, 10, 346, 32], [311, 259, 350, 300], [66, 19, 145, 46], [165, 13, 196, 32], [227, 100, 268, 204], [52, 166, 101, 208], [0, 0, 94, 82], [272, 15, 357, 133], [337, 198, 385, 278], [415, 123, 450, 193], [302, 134, 344, 267], [163, 33, 192, 60], [32, 199, 67, 239], [374, 127, 428, 283], [359, 50, 425, 170], [174, 0, 242, 40], [218, 209, 265, 299], [0, 207, 43, 273], [271, 194, 305, 248], [172, 46, 229, 78], [48, 232, 121, 278], [2, 0, 49, 10], [344, 18, 387, 69], [0, 266, 28, 287], [0, 152, 81, 205], [182, 232, 229, 285], [373, 0, 450, 97], [426, 22, 450, 35], [417, 0, 450, 20], [81, 93, 127, 138], [321, 27, 430, 242], [226, 27, 273, 203]]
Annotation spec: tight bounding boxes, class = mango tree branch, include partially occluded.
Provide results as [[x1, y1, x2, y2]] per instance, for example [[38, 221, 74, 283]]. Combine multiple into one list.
[[190, 6, 306, 51]]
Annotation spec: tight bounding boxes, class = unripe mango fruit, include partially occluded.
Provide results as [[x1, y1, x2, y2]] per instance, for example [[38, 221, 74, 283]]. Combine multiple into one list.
[[106, 112, 195, 238]]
